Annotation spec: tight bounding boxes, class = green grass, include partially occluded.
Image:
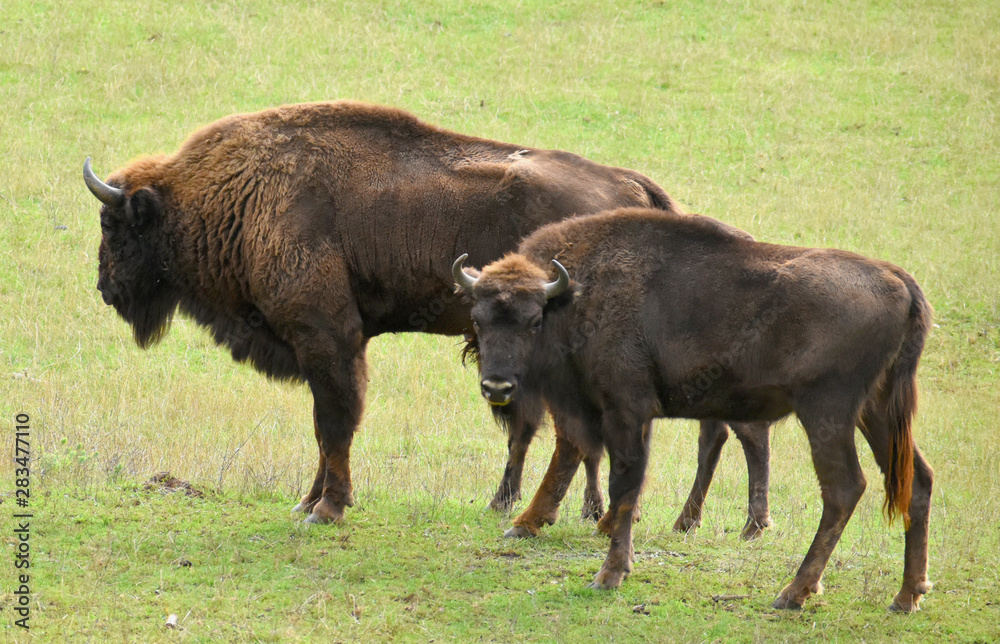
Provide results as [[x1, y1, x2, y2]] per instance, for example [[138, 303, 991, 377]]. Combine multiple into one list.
[[2, 0, 999, 641], [30, 484, 1000, 642]]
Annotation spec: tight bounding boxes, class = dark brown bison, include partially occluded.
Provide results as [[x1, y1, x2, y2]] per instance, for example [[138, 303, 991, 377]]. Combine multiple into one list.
[[454, 207, 933, 612], [82, 100, 768, 531], [83, 100, 683, 524]]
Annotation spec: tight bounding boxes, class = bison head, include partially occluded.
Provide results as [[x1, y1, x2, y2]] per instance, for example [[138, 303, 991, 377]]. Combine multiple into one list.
[[453, 253, 571, 413], [85, 157, 177, 348]]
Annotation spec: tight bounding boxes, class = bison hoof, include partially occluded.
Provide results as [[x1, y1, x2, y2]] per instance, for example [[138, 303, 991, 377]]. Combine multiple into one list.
[[889, 585, 930, 613], [302, 498, 345, 524], [740, 515, 773, 540], [888, 600, 921, 613], [580, 490, 604, 522], [771, 595, 803, 610], [587, 568, 625, 591], [303, 512, 333, 524], [503, 525, 536, 539], [292, 494, 320, 514], [581, 502, 604, 522], [672, 516, 700, 534], [488, 495, 518, 513]]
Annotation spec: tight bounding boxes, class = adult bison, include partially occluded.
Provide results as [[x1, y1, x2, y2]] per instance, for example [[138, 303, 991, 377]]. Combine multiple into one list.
[[83, 100, 767, 529], [454, 207, 933, 612]]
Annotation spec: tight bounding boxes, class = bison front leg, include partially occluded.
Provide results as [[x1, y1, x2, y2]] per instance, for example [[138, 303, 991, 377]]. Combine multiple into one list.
[[505, 433, 584, 537], [731, 421, 773, 540], [292, 449, 327, 515], [588, 419, 650, 590], [295, 338, 369, 525], [488, 432, 531, 512], [488, 400, 543, 513]]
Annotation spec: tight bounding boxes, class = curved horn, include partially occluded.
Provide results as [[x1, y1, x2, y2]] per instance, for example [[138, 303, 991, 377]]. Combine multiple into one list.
[[544, 260, 571, 300], [452, 253, 479, 292], [83, 157, 125, 207]]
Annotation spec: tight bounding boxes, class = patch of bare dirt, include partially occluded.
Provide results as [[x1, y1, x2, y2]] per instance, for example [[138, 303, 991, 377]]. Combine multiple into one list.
[[143, 472, 204, 497]]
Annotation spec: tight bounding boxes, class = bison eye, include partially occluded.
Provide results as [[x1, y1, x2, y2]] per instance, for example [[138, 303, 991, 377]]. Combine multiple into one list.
[[530, 318, 543, 333], [472, 320, 480, 333]]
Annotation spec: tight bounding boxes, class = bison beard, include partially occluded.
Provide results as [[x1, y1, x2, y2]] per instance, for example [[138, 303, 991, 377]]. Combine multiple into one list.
[[94, 192, 179, 349], [84, 100, 690, 526], [129, 294, 177, 350], [483, 375, 521, 434], [462, 335, 516, 430]]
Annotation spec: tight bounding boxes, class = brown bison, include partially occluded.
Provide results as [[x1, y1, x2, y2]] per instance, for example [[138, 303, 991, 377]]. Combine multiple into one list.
[[454, 207, 933, 612], [83, 100, 768, 530]]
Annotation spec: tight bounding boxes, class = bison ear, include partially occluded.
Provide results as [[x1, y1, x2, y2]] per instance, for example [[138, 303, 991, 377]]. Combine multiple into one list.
[[127, 188, 161, 231], [542, 280, 580, 314]]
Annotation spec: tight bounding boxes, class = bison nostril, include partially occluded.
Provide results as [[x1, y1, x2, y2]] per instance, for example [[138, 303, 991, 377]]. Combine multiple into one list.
[[481, 378, 516, 405]]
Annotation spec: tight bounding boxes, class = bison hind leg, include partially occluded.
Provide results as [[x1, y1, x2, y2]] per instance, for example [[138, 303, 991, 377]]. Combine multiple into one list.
[[774, 403, 865, 609], [731, 421, 774, 540], [580, 451, 605, 521], [859, 403, 933, 612], [673, 420, 730, 534]]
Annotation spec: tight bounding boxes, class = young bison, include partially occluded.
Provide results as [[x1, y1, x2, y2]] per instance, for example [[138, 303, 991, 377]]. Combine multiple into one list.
[[454, 207, 933, 612]]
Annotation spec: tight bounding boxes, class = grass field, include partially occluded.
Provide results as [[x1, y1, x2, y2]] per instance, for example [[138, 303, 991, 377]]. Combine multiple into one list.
[[2, 0, 999, 641]]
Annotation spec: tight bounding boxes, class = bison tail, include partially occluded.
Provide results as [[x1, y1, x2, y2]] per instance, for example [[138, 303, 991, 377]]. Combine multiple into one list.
[[874, 271, 932, 529]]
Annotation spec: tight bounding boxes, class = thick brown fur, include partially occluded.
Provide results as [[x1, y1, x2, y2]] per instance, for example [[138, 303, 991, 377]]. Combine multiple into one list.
[[88, 101, 683, 524], [462, 207, 933, 610]]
